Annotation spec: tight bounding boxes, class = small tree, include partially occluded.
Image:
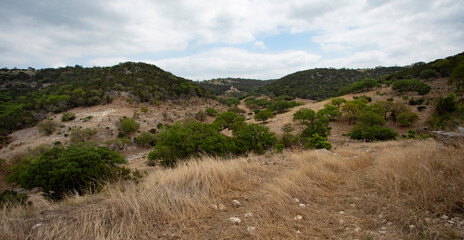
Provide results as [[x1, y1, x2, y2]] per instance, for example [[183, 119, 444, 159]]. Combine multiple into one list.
[[449, 63, 464, 95], [331, 97, 346, 108], [293, 108, 316, 124], [232, 123, 277, 154], [118, 117, 140, 136], [341, 102, 361, 124], [205, 108, 218, 116], [135, 132, 156, 147], [37, 120, 57, 136], [396, 112, 419, 127], [419, 69, 438, 79], [61, 112, 76, 122], [317, 104, 340, 120], [254, 109, 274, 123], [358, 111, 386, 127], [69, 128, 98, 143]]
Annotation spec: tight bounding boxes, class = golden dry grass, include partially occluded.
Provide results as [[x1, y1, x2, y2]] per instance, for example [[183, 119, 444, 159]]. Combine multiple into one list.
[[1, 139, 464, 239]]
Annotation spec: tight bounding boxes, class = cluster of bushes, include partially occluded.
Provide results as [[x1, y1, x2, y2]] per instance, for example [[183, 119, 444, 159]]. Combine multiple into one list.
[[426, 94, 464, 131], [6, 143, 134, 200], [392, 79, 431, 95], [337, 78, 381, 95]]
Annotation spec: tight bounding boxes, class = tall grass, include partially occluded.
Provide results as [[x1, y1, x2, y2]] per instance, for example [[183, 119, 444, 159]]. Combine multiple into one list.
[[1, 140, 463, 239]]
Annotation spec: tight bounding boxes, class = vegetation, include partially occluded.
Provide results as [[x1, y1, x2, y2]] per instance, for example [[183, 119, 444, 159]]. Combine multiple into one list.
[[232, 123, 277, 154], [61, 112, 76, 122], [118, 117, 140, 136], [69, 128, 98, 143], [135, 132, 157, 147], [396, 111, 419, 127], [254, 109, 274, 123], [337, 78, 381, 95], [259, 67, 403, 100], [205, 108, 218, 116], [426, 94, 464, 130], [195, 78, 272, 97], [0, 190, 28, 207], [37, 119, 58, 136], [392, 79, 431, 95], [7, 143, 130, 200]]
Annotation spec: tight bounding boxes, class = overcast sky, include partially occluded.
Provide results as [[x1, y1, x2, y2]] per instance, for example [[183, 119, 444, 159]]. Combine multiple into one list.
[[0, 0, 463, 80]]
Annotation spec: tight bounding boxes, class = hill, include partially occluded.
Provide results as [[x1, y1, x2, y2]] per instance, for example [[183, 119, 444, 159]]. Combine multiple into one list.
[[0, 62, 211, 135], [258, 67, 405, 100], [195, 78, 274, 97]]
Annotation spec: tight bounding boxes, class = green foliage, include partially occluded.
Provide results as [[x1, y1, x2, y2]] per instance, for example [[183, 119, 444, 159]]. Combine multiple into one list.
[[419, 69, 439, 79], [232, 123, 277, 154], [282, 123, 294, 134], [300, 116, 332, 138], [357, 111, 386, 126], [268, 100, 300, 113], [293, 108, 316, 124], [61, 112, 76, 122], [305, 133, 332, 150], [260, 67, 403, 100], [195, 78, 271, 97], [317, 104, 340, 120], [69, 128, 98, 143], [194, 111, 206, 121], [7, 144, 129, 200], [337, 78, 381, 95], [436, 94, 457, 115], [140, 107, 148, 113], [449, 63, 464, 95], [426, 94, 464, 131], [407, 129, 416, 139], [349, 125, 398, 141], [0, 190, 28, 207], [213, 112, 245, 130], [331, 97, 346, 107], [105, 138, 132, 151], [392, 79, 431, 95], [148, 122, 237, 166], [274, 143, 285, 153], [341, 102, 361, 124], [254, 109, 274, 123], [135, 132, 157, 147], [396, 112, 419, 127], [118, 117, 140, 136], [205, 108, 218, 116], [37, 120, 57, 136], [227, 106, 246, 115]]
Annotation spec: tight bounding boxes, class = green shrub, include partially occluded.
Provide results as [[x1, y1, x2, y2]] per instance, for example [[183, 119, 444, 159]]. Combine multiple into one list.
[[69, 128, 98, 143], [213, 112, 245, 130], [0, 190, 28, 207], [358, 111, 386, 126], [396, 112, 419, 127], [205, 108, 218, 116], [317, 104, 340, 120], [305, 133, 332, 150], [118, 117, 140, 136], [254, 109, 274, 123], [274, 143, 285, 153], [293, 108, 316, 124], [417, 106, 426, 112], [105, 137, 132, 151], [349, 125, 398, 141], [149, 122, 237, 166], [61, 112, 76, 122], [141, 107, 148, 113], [194, 111, 206, 121], [7, 144, 129, 200], [419, 69, 439, 79], [392, 79, 431, 95], [232, 123, 277, 154], [331, 97, 346, 107], [37, 120, 57, 136], [135, 132, 157, 147]]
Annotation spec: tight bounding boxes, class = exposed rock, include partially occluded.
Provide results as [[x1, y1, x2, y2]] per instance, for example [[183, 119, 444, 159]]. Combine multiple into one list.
[[32, 223, 42, 229], [294, 215, 303, 220], [247, 226, 256, 232], [218, 204, 226, 210], [354, 227, 361, 233], [299, 203, 306, 208], [339, 211, 345, 214], [432, 131, 464, 147], [244, 212, 253, 218], [229, 217, 241, 224], [232, 199, 241, 207], [293, 198, 300, 203], [339, 219, 345, 225]]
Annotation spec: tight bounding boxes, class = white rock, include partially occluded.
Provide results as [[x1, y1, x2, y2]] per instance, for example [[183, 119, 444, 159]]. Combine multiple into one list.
[[244, 212, 253, 218], [353, 197, 361, 201], [212, 204, 219, 210], [296, 230, 301, 234], [339, 219, 345, 225], [381, 227, 387, 230], [379, 230, 387, 235], [294, 198, 300, 203], [218, 204, 226, 210], [299, 203, 306, 208], [350, 203, 357, 208], [387, 221, 393, 226], [441, 215, 449, 220], [294, 215, 303, 220], [378, 214, 384, 219], [247, 226, 256, 232], [232, 199, 241, 207], [229, 217, 242, 224], [409, 224, 415, 229], [339, 211, 345, 214], [354, 227, 361, 233], [32, 223, 42, 229]]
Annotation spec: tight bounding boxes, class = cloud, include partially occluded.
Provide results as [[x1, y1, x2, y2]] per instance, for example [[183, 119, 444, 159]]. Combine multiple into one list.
[[151, 48, 321, 80], [0, 0, 463, 78]]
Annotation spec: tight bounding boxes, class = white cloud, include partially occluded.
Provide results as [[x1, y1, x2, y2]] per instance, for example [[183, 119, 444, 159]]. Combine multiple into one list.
[[151, 48, 321, 80], [0, 0, 463, 78]]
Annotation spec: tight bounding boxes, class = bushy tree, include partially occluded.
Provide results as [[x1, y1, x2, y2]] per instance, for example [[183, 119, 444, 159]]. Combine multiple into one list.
[[293, 108, 316, 124], [69, 128, 98, 143], [232, 123, 277, 154], [396, 112, 419, 127], [149, 122, 237, 166], [213, 112, 244, 130], [61, 112, 76, 122], [419, 69, 438, 79], [341, 102, 361, 124], [331, 97, 346, 107], [317, 104, 340, 120], [37, 119, 57, 136], [254, 109, 274, 123], [105, 137, 132, 151], [135, 132, 157, 147], [269, 100, 294, 113], [349, 125, 398, 141], [205, 108, 218, 116], [118, 117, 140, 136], [0, 190, 28, 207], [305, 133, 332, 150], [7, 144, 129, 200], [357, 111, 386, 126], [449, 63, 464, 95]]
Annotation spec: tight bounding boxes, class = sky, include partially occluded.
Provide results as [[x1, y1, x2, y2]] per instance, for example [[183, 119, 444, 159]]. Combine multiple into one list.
[[0, 0, 463, 80]]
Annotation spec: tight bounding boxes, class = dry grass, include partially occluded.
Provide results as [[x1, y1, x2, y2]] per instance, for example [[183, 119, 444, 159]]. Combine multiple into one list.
[[1, 139, 464, 239]]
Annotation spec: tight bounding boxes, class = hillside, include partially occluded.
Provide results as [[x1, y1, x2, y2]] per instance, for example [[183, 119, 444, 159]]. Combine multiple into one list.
[[195, 78, 273, 97], [0, 62, 211, 136], [259, 67, 405, 100]]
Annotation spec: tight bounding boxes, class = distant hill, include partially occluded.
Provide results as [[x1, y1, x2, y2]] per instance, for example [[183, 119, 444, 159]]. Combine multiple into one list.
[[195, 78, 274, 97], [0, 62, 211, 134], [258, 67, 405, 100]]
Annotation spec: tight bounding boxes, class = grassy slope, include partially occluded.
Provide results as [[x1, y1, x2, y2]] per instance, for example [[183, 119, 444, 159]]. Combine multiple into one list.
[[1, 140, 463, 239]]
